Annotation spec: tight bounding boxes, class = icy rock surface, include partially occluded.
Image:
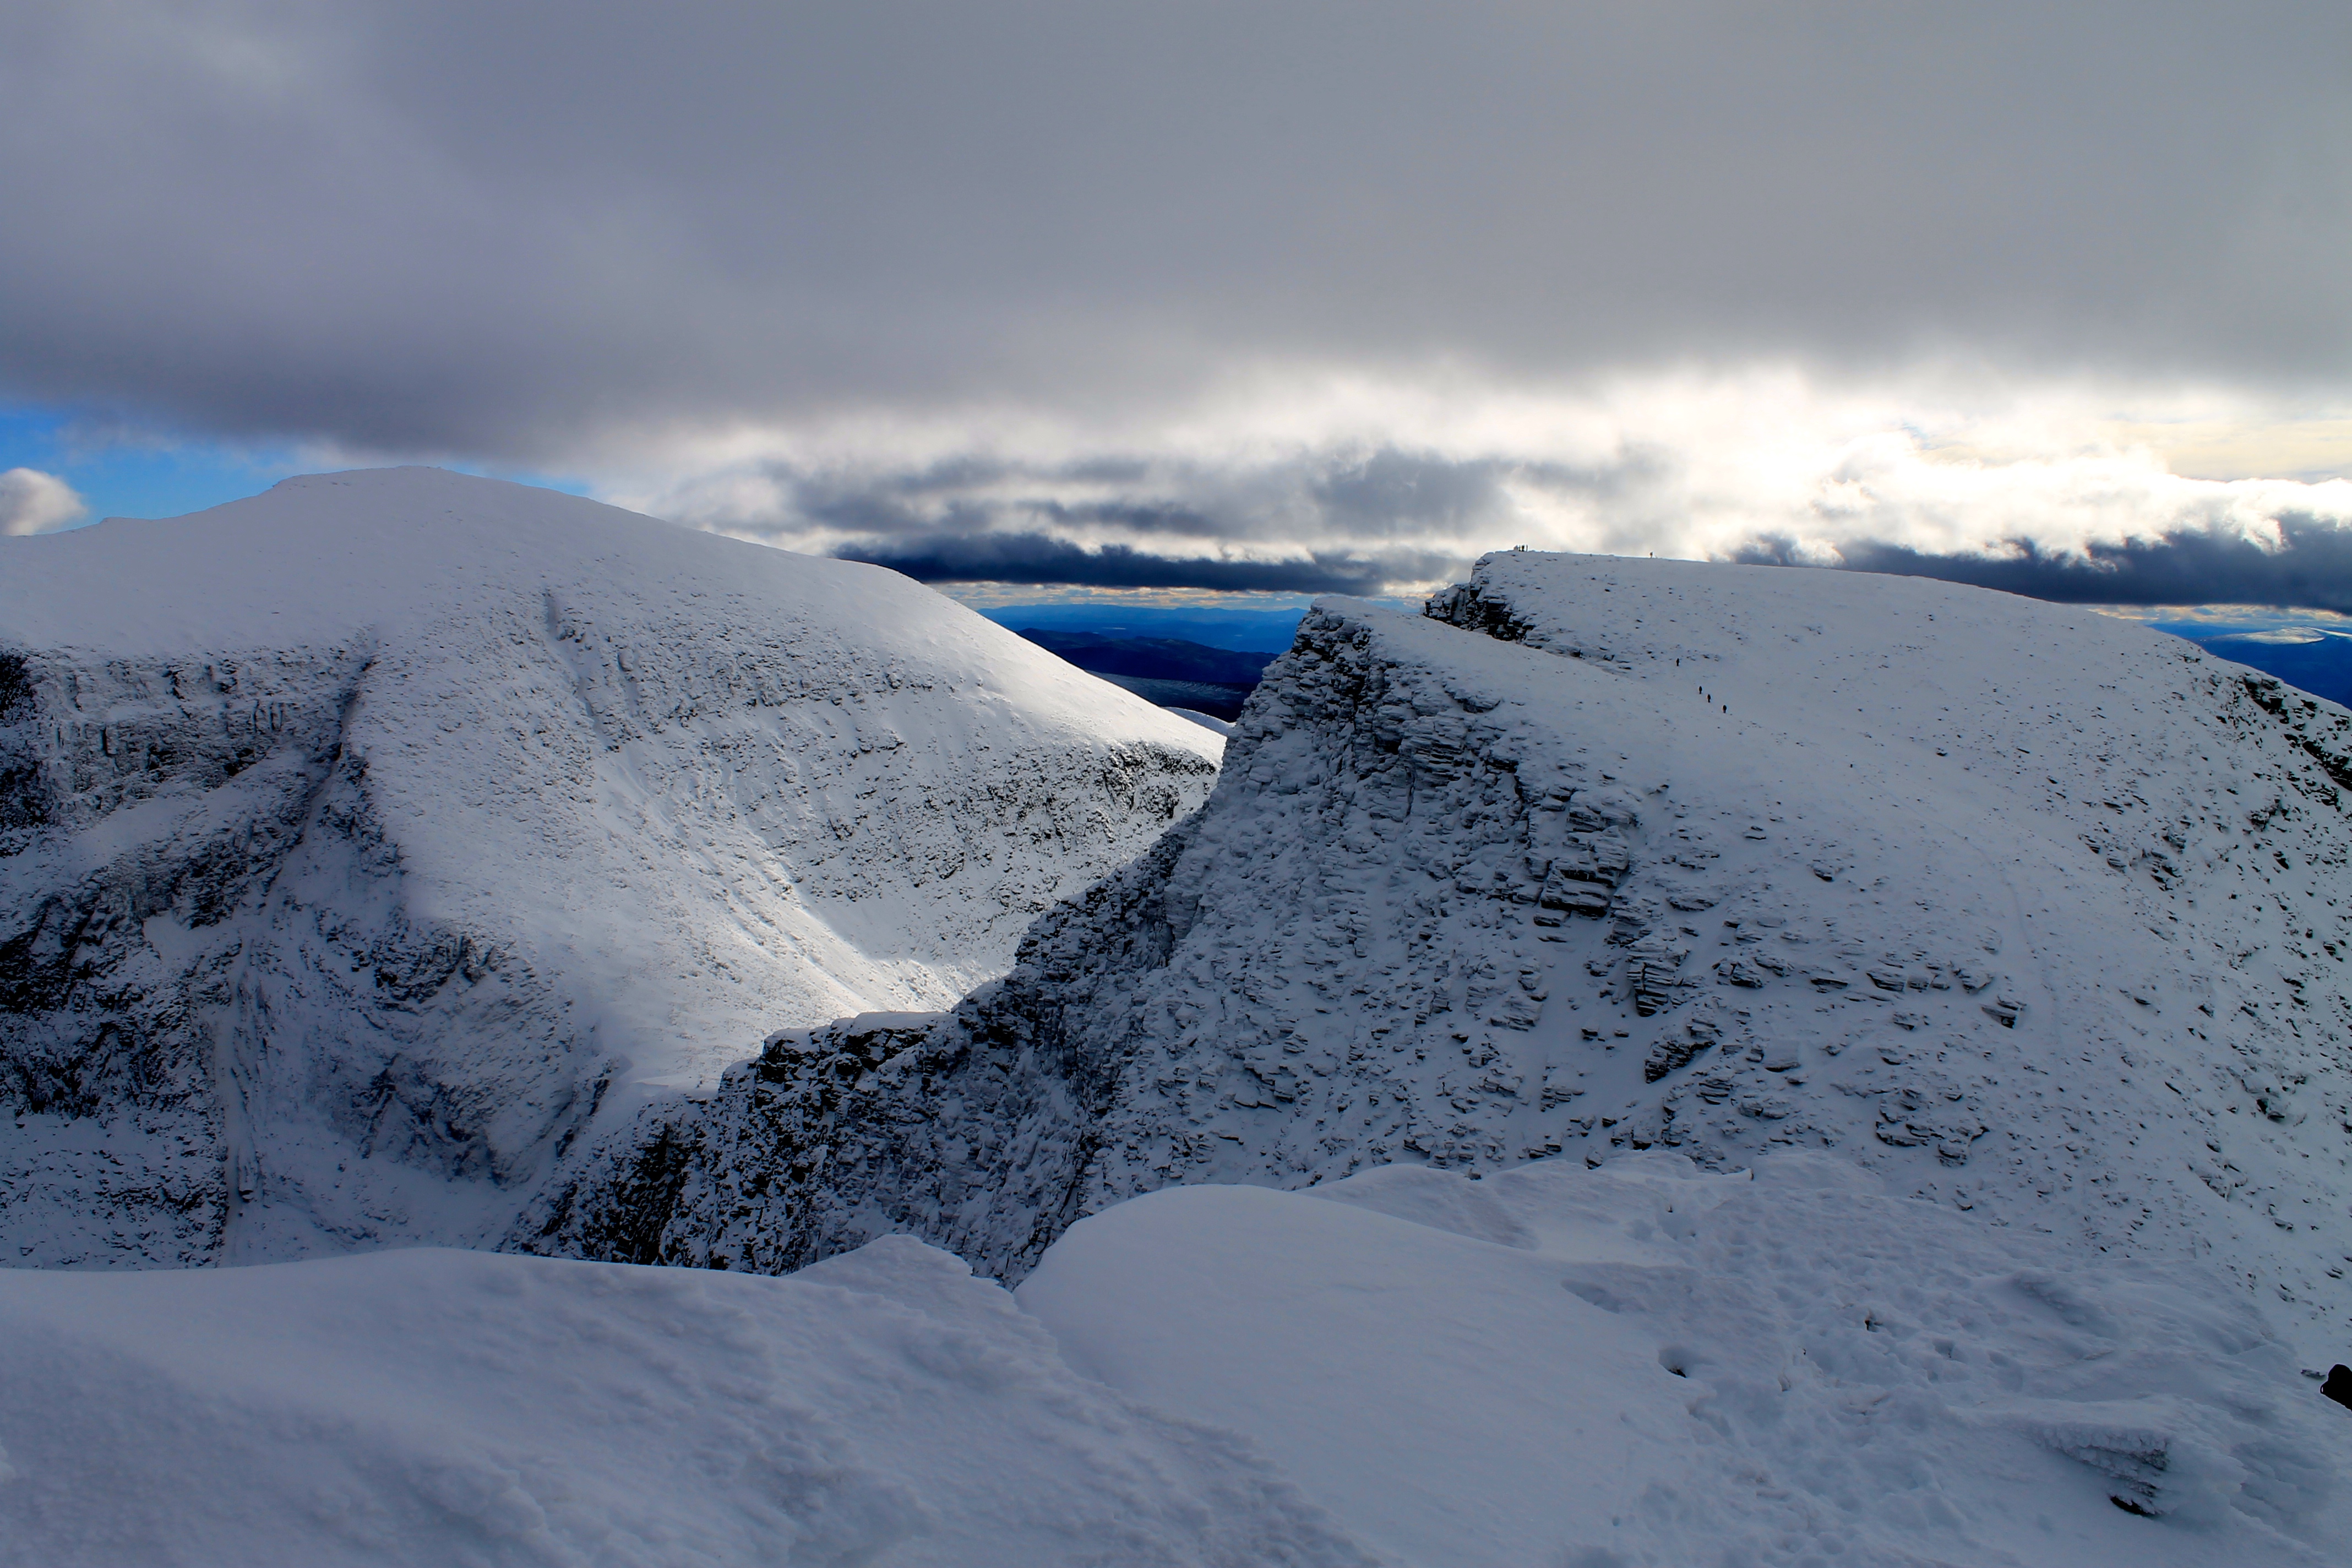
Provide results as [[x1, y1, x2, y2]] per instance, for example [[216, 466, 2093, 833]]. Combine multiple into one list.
[[0, 1239, 1376, 1568], [0, 469, 1218, 1267], [537, 550, 2352, 1363]]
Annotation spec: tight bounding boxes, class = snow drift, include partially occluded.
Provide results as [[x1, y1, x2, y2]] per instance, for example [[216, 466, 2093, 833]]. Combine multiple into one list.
[[1025, 1153, 2350, 1566], [0, 1238, 1374, 1568], [543, 550, 2352, 1368], [0, 469, 1219, 1267], [5, 1157, 2343, 1566]]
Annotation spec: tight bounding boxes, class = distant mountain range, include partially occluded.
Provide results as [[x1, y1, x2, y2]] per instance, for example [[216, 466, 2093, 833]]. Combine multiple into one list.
[[1008, 628, 1281, 720], [2174, 624, 2352, 706], [979, 602, 1305, 654]]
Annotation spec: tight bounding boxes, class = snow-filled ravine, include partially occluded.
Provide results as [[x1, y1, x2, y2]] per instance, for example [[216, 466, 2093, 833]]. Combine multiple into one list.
[[3, 1155, 2344, 1566], [0, 469, 1220, 1267]]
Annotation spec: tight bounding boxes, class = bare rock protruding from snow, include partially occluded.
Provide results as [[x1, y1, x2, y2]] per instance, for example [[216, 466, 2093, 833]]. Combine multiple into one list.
[[533, 550, 2352, 1363], [0, 469, 1218, 1267]]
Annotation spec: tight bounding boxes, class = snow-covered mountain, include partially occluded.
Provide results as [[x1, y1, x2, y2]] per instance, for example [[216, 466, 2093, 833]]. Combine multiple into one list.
[[0, 469, 1219, 1267], [10, 538, 2352, 1564], [538, 550, 2352, 1364]]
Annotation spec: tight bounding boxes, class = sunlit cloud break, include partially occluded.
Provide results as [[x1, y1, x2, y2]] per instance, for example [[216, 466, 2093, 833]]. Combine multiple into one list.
[[610, 371, 2352, 602], [0, 467, 87, 537]]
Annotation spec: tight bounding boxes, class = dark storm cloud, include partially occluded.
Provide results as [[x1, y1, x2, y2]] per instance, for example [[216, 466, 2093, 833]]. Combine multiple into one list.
[[3, 3, 2348, 459], [1311, 452, 1517, 539], [679, 444, 1523, 589], [766, 448, 1521, 542], [1740, 517, 2352, 617], [835, 533, 1420, 596]]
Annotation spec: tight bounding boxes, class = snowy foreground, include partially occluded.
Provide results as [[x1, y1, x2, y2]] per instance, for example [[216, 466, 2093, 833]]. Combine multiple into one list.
[[3, 1153, 2344, 1566], [0, 470, 1217, 1266]]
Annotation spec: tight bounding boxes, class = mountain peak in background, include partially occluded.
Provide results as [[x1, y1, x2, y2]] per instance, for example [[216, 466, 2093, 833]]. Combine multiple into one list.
[[0, 467, 1219, 1267]]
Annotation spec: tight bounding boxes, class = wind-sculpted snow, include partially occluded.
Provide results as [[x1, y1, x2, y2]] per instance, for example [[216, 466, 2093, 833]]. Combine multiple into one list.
[[0, 1240, 1378, 1567], [0, 469, 1218, 1267], [1022, 1155, 2352, 1567], [547, 551, 2352, 1371], [13, 1158, 2343, 1568]]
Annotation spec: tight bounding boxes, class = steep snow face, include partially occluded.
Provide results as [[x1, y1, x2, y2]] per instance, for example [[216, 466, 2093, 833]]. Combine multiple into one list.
[[0, 469, 1219, 1267], [0, 1240, 1376, 1567], [547, 552, 2352, 1364]]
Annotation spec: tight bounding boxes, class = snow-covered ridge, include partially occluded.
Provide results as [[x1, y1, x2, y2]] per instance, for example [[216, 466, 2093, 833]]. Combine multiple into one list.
[[0, 469, 1218, 1267], [9, 1157, 2345, 1566], [541, 550, 2352, 1366], [12, 538, 2352, 1565]]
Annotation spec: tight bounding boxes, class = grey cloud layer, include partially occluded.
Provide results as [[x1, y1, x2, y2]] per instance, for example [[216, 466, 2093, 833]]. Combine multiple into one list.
[[1755, 521, 2352, 619], [835, 536, 1415, 597], [683, 448, 1496, 591], [4, 2, 2348, 458], [676, 437, 2352, 608]]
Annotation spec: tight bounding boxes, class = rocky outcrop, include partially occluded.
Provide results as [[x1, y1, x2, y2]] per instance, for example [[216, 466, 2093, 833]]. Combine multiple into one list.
[[516, 830, 1196, 1278], [1, 646, 373, 1262]]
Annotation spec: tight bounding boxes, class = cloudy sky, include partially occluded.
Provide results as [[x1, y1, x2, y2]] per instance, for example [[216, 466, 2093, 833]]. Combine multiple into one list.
[[5, 2, 2351, 604]]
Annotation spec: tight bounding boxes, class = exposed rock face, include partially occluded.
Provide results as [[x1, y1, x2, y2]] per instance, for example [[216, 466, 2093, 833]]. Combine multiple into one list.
[[1, 469, 1219, 1266], [2, 648, 370, 1266], [535, 552, 2352, 1364]]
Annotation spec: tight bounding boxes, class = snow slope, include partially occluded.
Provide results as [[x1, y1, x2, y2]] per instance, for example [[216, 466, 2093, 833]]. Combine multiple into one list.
[[1023, 1156, 2351, 1567], [544, 551, 2352, 1369], [0, 1239, 1374, 1568], [0, 469, 1218, 1267], [6, 1160, 2339, 1567]]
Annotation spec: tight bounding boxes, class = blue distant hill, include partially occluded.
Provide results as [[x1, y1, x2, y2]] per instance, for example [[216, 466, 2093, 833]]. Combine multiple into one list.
[[2160, 624, 2352, 708], [1009, 628, 1280, 721], [980, 603, 1305, 655]]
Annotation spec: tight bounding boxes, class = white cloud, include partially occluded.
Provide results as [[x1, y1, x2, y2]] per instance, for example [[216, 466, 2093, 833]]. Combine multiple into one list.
[[594, 367, 2352, 595], [0, 467, 88, 536]]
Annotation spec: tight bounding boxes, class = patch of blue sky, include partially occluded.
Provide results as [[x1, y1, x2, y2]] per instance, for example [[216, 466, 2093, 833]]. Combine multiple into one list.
[[2092, 602, 2352, 635], [0, 403, 591, 527]]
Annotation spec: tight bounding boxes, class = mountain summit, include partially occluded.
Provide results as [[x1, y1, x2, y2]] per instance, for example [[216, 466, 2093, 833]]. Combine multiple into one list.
[[0, 468, 1219, 1267]]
